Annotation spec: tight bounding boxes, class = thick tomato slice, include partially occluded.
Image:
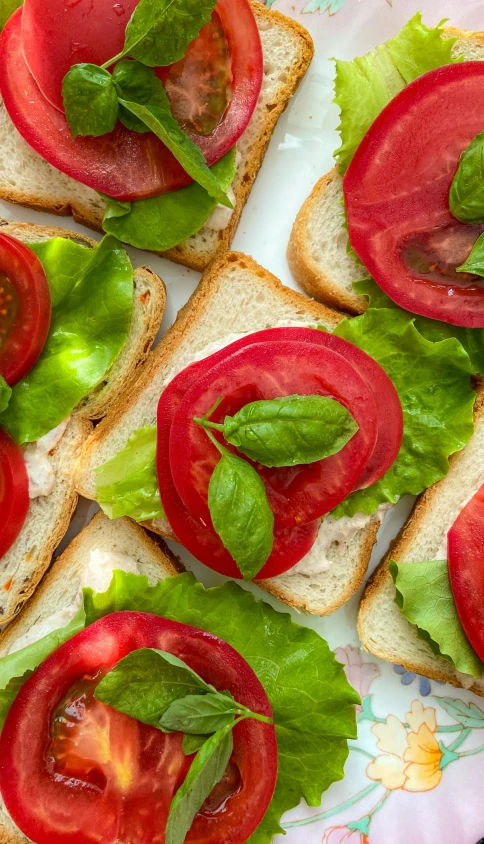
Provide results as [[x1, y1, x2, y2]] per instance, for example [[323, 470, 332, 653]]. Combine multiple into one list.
[[170, 340, 378, 531], [448, 483, 484, 661], [0, 428, 29, 560], [0, 233, 51, 386], [344, 62, 484, 328], [0, 612, 277, 844], [0, 0, 262, 201], [157, 360, 320, 580]]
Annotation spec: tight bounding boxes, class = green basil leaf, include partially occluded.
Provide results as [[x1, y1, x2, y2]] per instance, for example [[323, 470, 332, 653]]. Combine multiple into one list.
[[118, 96, 232, 207], [62, 64, 118, 138], [120, 0, 217, 68], [95, 648, 216, 727], [0, 376, 11, 414], [450, 131, 484, 224], [166, 723, 234, 844], [113, 59, 168, 133], [160, 692, 238, 734], [0, 236, 134, 444], [102, 148, 236, 251], [208, 449, 274, 580], [221, 395, 358, 467], [182, 733, 208, 755], [95, 426, 164, 522], [389, 560, 484, 678], [457, 231, 484, 277]]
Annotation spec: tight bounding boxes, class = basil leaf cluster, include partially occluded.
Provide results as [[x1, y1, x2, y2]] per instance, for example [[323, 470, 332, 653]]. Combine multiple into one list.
[[60, 0, 231, 207]]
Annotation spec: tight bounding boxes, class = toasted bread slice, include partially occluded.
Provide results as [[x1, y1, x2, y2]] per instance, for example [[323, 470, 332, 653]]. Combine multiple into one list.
[[0, 3, 313, 272], [74, 250, 383, 616], [0, 511, 183, 844], [358, 386, 484, 696], [0, 221, 166, 624], [287, 28, 482, 313]]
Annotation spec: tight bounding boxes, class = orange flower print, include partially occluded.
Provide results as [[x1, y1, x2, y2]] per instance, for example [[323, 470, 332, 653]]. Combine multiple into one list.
[[367, 700, 443, 792], [323, 826, 369, 843]]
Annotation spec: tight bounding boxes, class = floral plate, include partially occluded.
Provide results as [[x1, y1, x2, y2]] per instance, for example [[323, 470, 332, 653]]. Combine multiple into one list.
[[2, 0, 484, 841]]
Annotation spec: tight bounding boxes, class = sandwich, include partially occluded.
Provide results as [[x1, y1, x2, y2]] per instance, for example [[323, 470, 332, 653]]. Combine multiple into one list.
[[73, 251, 477, 615], [0, 0, 313, 271], [358, 385, 484, 697], [288, 13, 484, 339], [0, 510, 359, 844], [0, 219, 165, 624]]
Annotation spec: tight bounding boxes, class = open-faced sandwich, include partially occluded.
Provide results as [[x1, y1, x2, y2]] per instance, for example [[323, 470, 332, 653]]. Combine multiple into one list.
[[0, 511, 359, 844], [73, 251, 478, 615], [0, 220, 165, 624], [0, 0, 313, 270]]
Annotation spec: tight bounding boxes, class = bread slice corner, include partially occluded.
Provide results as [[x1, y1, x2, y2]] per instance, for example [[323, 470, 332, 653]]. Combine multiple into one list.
[[358, 386, 484, 696], [0, 2, 314, 272], [287, 28, 483, 313], [74, 250, 383, 617]]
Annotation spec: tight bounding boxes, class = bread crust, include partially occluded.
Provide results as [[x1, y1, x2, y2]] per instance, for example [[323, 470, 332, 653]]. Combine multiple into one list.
[[358, 387, 484, 695], [0, 3, 313, 272]]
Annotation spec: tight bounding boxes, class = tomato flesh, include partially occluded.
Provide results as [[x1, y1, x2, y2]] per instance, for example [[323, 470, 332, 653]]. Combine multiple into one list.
[[157, 358, 320, 580], [170, 340, 378, 530], [0, 612, 277, 844], [0, 0, 262, 200], [0, 233, 51, 386], [448, 483, 484, 661], [344, 62, 484, 328], [0, 427, 29, 560]]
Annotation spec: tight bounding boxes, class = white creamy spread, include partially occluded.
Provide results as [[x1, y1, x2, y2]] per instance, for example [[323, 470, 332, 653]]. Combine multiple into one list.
[[205, 186, 236, 231], [286, 504, 390, 578], [8, 550, 139, 654], [22, 418, 70, 499]]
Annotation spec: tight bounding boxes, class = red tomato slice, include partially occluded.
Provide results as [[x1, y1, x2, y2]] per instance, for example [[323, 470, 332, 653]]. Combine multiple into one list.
[[0, 0, 262, 200], [0, 233, 51, 386], [0, 428, 29, 560], [0, 611, 277, 844], [448, 483, 484, 661], [170, 340, 378, 531], [344, 62, 484, 328], [157, 360, 320, 580]]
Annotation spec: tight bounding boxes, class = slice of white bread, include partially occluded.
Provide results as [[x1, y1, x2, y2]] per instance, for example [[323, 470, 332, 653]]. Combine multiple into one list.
[[0, 510, 184, 844], [74, 250, 382, 616], [287, 28, 483, 313], [0, 220, 166, 624], [0, 2, 313, 273], [358, 386, 484, 696]]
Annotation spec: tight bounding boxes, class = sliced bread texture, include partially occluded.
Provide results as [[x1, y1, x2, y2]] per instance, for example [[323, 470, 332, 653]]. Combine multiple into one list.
[[358, 386, 484, 696], [74, 250, 383, 616], [0, 220, 166, 625], [0, 2, 313, 272], [287, 28, 482, 314], [0, 511, 183, 844]]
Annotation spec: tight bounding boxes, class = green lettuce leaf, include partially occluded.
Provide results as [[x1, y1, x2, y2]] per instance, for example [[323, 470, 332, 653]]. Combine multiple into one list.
[[0, 0, 22, 30], [0, 376, 11, 413], [333, 308, 475, 516], [96, 426, 164, 521], [0, 236, 133, 444], [389, 560, 484, 678], [354, 277, 484, 376], [103, 149, 236, 251], [334, 13, 461, 173], [83, 571, 359, 844]]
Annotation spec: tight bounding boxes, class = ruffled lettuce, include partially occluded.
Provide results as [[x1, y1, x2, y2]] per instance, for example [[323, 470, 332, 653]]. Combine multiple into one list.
[[0, 235, 133, 443], [355, 277, 484, 376], [0, 571, 359, 844], [389, 560, 484, 678], [334, 13, 461, 173], [333, 308, 475, 517], [102, 148, 237, 251], [0, 0, 22, 30], [96, 426, 164, 521]]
